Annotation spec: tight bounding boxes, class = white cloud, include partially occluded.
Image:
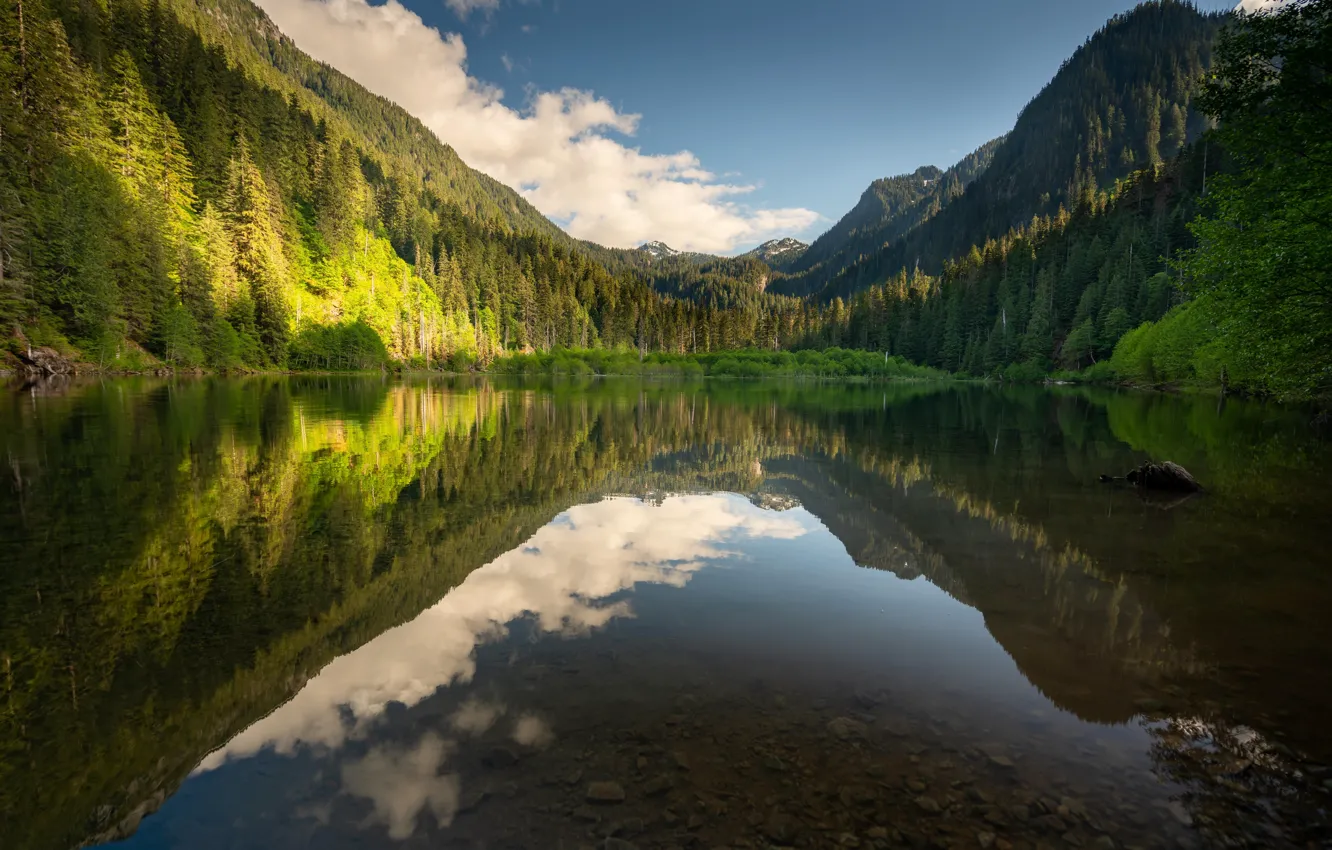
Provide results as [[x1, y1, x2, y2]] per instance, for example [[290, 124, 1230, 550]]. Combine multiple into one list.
[[444, 0, 499, 19], [499, 52, 513, 73], [195, 495, 806, 771], [253, 0, 819, 252]]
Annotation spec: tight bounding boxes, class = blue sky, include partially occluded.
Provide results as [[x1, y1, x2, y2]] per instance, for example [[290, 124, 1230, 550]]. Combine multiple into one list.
[[258, 0, 1239, 253]]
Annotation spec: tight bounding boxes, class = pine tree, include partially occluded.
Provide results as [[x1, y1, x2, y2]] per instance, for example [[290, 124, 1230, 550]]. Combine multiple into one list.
[[223, 137, 288, 363]]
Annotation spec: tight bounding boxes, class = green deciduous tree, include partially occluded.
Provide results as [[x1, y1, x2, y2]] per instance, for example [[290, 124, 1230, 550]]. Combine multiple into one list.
[[1183, 0, 1332, 396]]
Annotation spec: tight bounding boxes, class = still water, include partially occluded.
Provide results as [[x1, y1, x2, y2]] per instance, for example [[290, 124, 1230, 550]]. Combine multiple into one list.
[[2, 378, 1330, 850]]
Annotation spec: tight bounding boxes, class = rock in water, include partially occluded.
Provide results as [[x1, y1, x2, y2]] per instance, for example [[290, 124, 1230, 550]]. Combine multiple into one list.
[[586, 781, 626, 803], [1102, 461, 1202, 493], [1127, 461, 1202, 493], [16, 345, 74, 377], [826, 716, 869, 740]]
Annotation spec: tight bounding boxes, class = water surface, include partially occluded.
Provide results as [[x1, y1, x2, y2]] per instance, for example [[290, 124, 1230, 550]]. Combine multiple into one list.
[[2, 378, 1330, 849]]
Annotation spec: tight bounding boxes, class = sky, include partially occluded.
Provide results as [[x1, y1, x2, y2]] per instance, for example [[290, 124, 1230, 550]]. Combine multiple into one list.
[[253, 0, 1250, 254]]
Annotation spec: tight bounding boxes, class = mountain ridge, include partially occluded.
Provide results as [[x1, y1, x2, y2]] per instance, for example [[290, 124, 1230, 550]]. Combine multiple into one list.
[[772, 0, 1225, 301], [742, 237, 809, 268], [784, 140, 1003, 290]]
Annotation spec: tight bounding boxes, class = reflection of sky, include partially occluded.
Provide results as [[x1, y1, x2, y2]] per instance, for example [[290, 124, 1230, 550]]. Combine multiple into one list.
[[118, 491, 1188, 848], [200, 494, 805, 768], [179, 495, 806, 838]]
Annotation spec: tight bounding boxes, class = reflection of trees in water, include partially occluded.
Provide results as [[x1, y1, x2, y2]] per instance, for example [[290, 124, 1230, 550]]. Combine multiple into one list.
[[1144, 714, 1330, 847], [1, 379, 1328, 849]]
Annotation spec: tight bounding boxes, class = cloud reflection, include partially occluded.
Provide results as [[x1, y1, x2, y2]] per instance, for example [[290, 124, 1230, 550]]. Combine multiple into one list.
[[450, 696, 506, 737], [511, 713, 554, 748], [198, 495, 805, 768], [340, 733, 460, 838]]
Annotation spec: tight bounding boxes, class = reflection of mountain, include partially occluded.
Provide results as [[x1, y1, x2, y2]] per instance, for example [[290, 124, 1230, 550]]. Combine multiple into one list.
[[2, 379, 1329, 849], [762, 455, 1179, 724]]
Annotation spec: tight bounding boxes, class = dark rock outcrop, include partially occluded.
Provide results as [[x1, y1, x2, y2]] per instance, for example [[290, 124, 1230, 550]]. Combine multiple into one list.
[[16, 345, 75, 378], [1100, 461, 1202, 493]]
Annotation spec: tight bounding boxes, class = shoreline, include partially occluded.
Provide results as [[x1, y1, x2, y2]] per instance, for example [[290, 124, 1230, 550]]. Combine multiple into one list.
[[6, 363, 1324, 413]]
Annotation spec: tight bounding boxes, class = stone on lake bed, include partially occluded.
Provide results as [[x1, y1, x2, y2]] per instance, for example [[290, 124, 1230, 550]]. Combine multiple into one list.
[[854, 687, 884, 708], [827, 716, 869, 740], [1035, 813, 1067, 832], [914, 795, 942, 814], [879, 718, 912, 737], [762, 812, 796, 842], [1060, 796, 1088, 817], [1165, 800, 1192, 826], [586, 781, 626, 803], [607, 817, 644, 837], [642, 775, 673, 796]]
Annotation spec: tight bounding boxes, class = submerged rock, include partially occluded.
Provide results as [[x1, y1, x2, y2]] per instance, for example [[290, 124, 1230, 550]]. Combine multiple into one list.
[[827, 717, 869, 741], [1099, 461, 1202, 493], [914, 796, 942, 814], [586, 781, 626, 803]]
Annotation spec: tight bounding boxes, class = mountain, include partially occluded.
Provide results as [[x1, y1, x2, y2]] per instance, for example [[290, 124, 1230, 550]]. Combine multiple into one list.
[[783, 139, 1002, 291], [805, 145, 1210, 375], [635, 240, 722, 263], [638, 240, 682, 260], [772, 0, 1225, 300], [166, 0, 570, 241], [0, 0, 786, 372], [742, 237, 809, 268]]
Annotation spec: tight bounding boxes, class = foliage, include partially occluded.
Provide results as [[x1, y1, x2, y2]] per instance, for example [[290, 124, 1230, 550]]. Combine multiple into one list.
[[800, 155, 1208, 380], [490, 347, 950, 380], [1107, 300, 1236, 388], [0, 0, 818, 373], [1179, 0, 1332, 398], [288, 320, 390, 371]]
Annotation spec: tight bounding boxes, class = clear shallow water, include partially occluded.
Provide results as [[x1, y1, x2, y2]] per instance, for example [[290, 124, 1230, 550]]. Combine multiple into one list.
[[2, 378, 1330, 849]]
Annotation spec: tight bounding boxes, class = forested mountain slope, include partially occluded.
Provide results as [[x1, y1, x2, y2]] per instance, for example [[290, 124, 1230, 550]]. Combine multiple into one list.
[[773, 0, 1224, 301], [0, 0, 786, 371], [154, 0, 569, 238], [801, 146, 1212, 377], [783, 139, 1001, 290]]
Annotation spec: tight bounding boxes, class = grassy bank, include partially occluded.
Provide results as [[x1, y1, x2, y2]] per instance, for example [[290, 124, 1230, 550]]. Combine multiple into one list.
[[488, 348, 952, 380]]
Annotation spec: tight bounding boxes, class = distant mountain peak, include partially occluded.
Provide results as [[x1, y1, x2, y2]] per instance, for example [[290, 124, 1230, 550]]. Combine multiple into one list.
[[638, 240, 681, 260], [742, 237, 809, 267], [754, 237, 808, 256]]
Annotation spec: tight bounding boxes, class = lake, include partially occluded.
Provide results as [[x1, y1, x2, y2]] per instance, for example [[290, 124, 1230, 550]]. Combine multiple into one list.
[[2, 377, 1330, 850]]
